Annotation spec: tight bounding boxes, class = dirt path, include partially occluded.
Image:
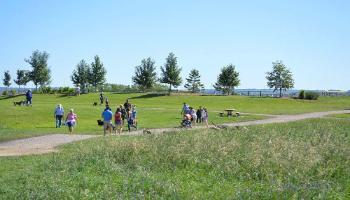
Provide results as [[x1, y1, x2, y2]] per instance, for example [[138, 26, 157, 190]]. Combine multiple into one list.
[[0, 110, 349, 157]]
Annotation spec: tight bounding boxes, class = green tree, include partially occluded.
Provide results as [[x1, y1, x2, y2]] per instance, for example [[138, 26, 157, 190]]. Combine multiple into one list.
[[213, 64, 240, 95], [14, 69, 30, 89], [71, 60, 90, 93], [266, 61, 294, 98], [132, 57, 158, 92], [2, 70, 11, 91], [89, 55, 107, 92], [160, 52, 182, 94], [25, 50, 51, 90], [184, 69, 204, 93]]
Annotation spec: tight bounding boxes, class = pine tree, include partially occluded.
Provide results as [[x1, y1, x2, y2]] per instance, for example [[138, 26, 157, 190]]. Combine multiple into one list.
[[3, 70, 11, 91], [160, 52, 182, 94], [89, 55, 107, 92], [132, 57, 158, 92], [184, 69, 204, 93], [213, 64, 240, 95]]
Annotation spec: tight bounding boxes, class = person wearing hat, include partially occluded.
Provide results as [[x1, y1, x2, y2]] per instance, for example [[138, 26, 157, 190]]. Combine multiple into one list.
[[54, 104, 65, 128]]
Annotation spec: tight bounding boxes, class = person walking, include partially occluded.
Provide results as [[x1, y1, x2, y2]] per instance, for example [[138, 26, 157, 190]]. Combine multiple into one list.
[[65, 109, 78, 133], [114, 107, 123, 134], [25, 89, 32, 106], [54, 104, 64, 128], [196, 106, 202, 123], [99, 92, 104, 105], [202, 108, 209, 128], [102, 106, 113, 136]]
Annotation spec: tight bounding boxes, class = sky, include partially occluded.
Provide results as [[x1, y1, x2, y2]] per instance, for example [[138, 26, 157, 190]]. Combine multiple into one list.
[[0, 0, 349, 90]]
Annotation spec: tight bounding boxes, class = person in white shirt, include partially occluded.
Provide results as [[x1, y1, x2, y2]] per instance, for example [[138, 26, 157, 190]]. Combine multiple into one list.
[[54, 104, 65, 128]]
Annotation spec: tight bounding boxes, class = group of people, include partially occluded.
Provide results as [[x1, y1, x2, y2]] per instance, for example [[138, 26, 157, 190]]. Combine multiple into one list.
[[54, 104, 78, 134], [181, 102, 209, 128], [101, 99, 137, 136]]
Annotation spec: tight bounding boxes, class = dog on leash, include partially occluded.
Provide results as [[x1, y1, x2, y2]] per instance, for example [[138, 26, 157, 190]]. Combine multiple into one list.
[[93, 102, 98, 106], [97, 119, 104, 126], [13, 100, 25, 106]]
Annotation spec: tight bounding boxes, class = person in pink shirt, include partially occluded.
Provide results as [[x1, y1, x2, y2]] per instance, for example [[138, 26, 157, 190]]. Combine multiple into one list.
[[65, 109, 78, 134]]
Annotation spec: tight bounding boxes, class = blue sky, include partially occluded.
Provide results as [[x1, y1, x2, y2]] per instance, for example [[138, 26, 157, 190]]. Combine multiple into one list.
[[0, 0, 349, 90]]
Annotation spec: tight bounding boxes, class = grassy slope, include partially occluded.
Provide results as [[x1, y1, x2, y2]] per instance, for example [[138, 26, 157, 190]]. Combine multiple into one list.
[[0, 118, 349, 199], [0, 93, 349, 141]]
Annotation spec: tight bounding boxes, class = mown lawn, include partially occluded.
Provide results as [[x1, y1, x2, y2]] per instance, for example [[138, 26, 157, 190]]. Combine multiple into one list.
[[0, 93, 349, 141], [0, 118, 349, 199]]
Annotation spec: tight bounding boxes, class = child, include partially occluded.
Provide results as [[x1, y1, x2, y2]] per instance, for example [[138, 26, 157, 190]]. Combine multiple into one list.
[[127, 105, 137, 132], [181, 114, 192, 128]]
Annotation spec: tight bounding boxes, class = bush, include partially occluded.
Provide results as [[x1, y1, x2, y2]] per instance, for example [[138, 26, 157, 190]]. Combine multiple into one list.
[[304, 91, 320, 100], [2, 90, 8, 96], [298, 90, 305, 99], [10, 90, 16, 96]]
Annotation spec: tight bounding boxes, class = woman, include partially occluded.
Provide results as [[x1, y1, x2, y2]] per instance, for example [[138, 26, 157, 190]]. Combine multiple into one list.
[[65, 109, 78, 134], [115, 107, 123, 134], [202, 108, 209, 128]]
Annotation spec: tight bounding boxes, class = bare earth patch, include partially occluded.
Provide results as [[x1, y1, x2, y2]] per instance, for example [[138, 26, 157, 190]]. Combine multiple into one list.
[[0, 110, 349, 157]]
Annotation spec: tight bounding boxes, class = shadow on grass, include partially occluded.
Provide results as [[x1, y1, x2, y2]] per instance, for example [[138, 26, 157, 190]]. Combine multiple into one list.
[[129, 93, 168, 99], [0, 94, 25, 100]]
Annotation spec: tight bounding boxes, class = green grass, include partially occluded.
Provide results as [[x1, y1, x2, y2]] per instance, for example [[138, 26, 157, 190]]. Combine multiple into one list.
[[1, 118, 349, 199], [327, 113, 350, 119], [0, 93, 349, 141]]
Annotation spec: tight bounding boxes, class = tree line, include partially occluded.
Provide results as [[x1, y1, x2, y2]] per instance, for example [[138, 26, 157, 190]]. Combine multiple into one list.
[[2, 50, 295, 97]]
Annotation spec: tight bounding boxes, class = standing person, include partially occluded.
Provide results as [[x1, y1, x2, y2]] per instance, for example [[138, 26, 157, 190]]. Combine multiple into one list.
[[102, 106, 113, 136], [196, 106, 202, 123], [54, 104, 64, 128], [202, 107, 209, 128], [99, 92, 104, 105], [190, 107, 197, 126], [127, 105, 137, 132], [181, 102, 190, 115], [65, 109, 78, 134], [75, 87, 80, 96], [119, 104, 127, 126], [25, 89, 32, 106], [105, 97, 109, 107], [124, 99, 131, 112], [114, 107, 123, 134]]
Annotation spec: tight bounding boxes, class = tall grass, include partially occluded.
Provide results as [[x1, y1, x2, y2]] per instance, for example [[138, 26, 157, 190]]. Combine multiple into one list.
[[1, 118, 349, 199]]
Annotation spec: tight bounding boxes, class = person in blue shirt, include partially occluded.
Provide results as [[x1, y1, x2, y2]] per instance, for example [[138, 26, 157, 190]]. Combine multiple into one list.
[[25, 89, 32, 106], [54, 104, 65, 128], [102, 106, 113, 136]]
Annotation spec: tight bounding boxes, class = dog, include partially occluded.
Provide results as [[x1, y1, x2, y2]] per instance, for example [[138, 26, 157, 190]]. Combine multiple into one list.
[[93, 102, 98, 106], [13, 100, 25, 106], [143, 129, 152, 134], [97, 119, 104, 126]]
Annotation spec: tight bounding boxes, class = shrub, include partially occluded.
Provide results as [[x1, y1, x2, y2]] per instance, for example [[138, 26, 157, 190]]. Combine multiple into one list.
[[10, 90, 17, 96], [304, 91, 320, 100], [298, 90, 305, 99], [2, 90, 8, 96]]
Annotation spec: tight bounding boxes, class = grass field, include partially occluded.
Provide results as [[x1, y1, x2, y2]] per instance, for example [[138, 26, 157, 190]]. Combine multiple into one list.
[[0, 118, 349, 199], [1, 93, 350, 141]]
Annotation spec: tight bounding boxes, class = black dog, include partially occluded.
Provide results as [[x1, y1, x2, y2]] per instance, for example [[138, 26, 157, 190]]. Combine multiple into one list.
[[97, 119, 104, 126], [93, 102, 98, 106], [13, 101, 25, 106]]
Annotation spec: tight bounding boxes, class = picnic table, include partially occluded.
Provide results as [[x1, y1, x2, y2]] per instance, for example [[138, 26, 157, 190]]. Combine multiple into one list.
[[225, 109, 236, 117]]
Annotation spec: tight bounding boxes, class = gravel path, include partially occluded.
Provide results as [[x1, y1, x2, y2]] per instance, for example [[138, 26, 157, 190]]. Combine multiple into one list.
[[1, 110, 349, 157]]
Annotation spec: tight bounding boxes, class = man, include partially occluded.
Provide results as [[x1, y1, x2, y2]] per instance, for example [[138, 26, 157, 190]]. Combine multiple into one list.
[[25, 89, 32, 106], [102, 106, 113, 136], [54, 104, 64, 128]]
